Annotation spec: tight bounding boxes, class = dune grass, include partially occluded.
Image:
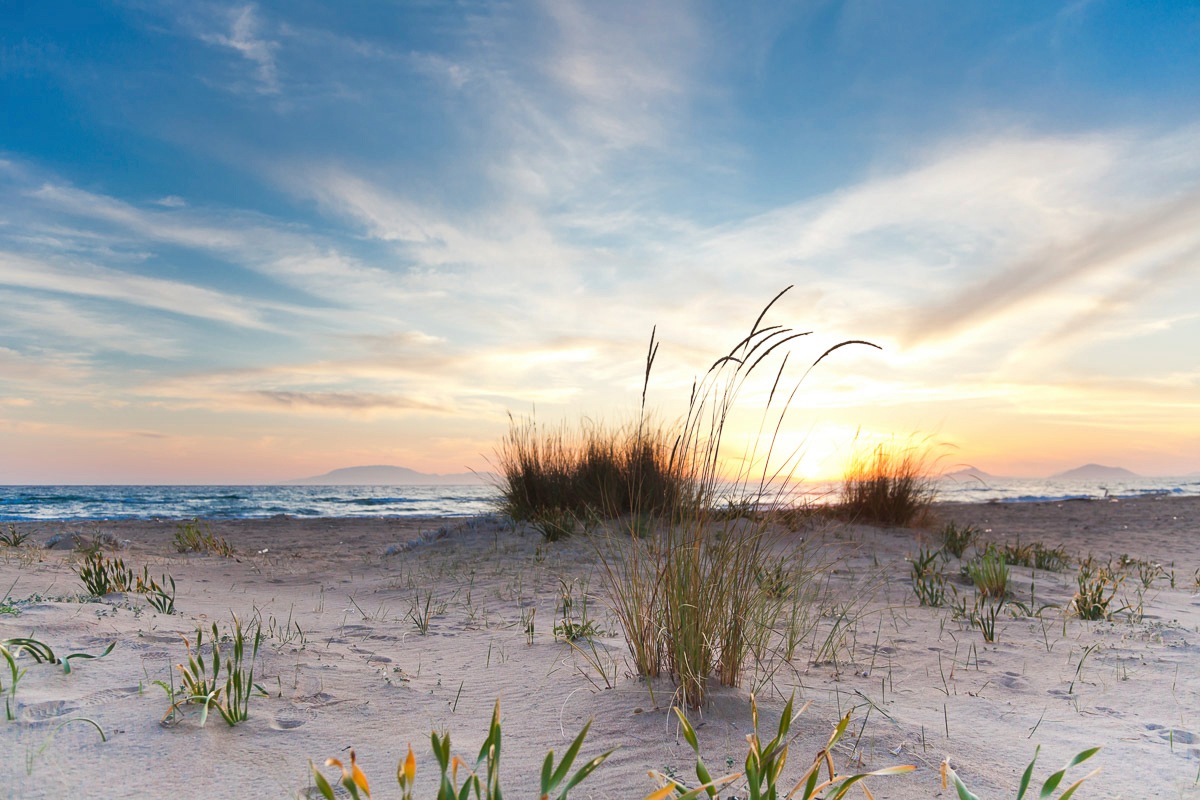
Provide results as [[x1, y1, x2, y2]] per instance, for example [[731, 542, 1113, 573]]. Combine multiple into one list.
[[837, 438, 939, 527], [493, 415, 688, 531], [497, 287, 880, 707]]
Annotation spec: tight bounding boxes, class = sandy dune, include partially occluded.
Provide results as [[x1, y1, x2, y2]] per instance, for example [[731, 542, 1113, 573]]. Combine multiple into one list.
[[2, 496, 1198, 799]]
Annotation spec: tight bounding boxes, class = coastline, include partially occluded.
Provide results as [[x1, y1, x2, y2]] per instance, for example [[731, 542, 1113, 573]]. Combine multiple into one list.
[[1, 495, 1197, 798]]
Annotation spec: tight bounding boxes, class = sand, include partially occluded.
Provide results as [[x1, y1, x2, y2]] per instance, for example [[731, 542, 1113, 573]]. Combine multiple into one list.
[[1, 496, 1198, 799]]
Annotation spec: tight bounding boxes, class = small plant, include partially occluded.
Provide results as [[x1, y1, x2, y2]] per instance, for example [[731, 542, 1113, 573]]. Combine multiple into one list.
[[1009, 577, 1056, 619], [2, 637, 115, 720], [22, 717, 107, 775], [143, 574, 177, 614], [756, 563, 792, 599], [554, 578, 603, 642], [263, 609, 307, 649], [520, 605, 537, 644], [71, 532, 112, 556], [173, 616, 263, 726], [2, 637, 115, 674], [310, 699, 613, 800], [532, 509, 578, 542], [1001, 540, 1036, 568], [173, 519, 234, 556], [1, 643, 23, 721], [965, 546, 1008, 599], [911, 546, 948, 607], [650, 693, 914, 799], [971, 595, 1004, 643], [1, 578, 18, 617], [940, 522, 976, 559], [408, 589, 443, 635], [942, 744, 1100, 799], [0, 525, 31, 547], [1117, 555, 1165, 589], [75, 552, 135, 596], [1071, 560, 1124, 621], [1032, 543, 1071, 572]]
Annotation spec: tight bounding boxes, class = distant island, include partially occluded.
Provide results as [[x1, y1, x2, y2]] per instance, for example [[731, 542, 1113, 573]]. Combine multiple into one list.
[[1050, 463, 1139, 480], [282, 465, 492, 486], [943, 466, 1003, 482]]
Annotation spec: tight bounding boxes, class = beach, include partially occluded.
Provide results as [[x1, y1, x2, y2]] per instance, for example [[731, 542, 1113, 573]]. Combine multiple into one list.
[[2, 496, 1198, 799]]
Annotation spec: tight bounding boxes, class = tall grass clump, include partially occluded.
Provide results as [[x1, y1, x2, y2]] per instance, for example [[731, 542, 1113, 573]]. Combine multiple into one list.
[[593, 288, 878, 707], [494, 415, 686, 528], [837, 438, 938, 527]]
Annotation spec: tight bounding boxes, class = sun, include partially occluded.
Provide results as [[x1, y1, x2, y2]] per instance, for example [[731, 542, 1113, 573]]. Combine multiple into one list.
[[722, 422, 867, 484]]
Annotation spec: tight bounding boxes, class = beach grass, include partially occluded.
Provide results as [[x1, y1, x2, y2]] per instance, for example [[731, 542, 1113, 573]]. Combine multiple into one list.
[[493, 414, 687, 528], [837, 438, 938, 527], [498, 287, 882, 707]]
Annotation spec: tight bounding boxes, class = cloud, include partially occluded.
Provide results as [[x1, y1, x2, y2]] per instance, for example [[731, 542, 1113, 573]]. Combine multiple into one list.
[[539, 0, 697, 151], [0, 250, 271, 330], [904, 184, 1200, 348], [198, 4, 280, 95], [6, 169, 427, 328], [0, 287, 185, 357], [249, 390, 444, 413]]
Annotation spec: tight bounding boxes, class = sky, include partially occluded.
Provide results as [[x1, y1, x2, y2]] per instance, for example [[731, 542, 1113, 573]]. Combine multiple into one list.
[[1, 1, 1199, 484]]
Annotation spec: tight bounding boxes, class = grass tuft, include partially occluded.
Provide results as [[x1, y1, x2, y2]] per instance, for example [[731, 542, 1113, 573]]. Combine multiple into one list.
[[173, 519, 235, 556], [965, 546, 1009, 599], [939, 522, 976, 559], [493, 417, 687, 525], [837, 439, 938, 527]]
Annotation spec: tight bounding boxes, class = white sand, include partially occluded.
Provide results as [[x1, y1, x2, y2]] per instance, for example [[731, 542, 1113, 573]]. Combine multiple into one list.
[[2, 496, 1198, 799]]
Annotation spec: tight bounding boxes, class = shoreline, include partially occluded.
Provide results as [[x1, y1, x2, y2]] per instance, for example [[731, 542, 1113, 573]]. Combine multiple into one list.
[[2, 495, 1197, 798]]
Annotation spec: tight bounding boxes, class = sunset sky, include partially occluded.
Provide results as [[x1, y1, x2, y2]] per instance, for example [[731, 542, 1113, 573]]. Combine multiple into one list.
[[2, 1, 1199, 484]]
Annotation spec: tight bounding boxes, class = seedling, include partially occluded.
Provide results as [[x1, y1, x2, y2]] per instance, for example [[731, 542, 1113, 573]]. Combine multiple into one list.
[[172, 616, 263, 726], [911, 546, 948, 607], [649, 693, 914, 799], [940, 523, 976, 559], [310, 699, 612, 800], [942, 744, 1099, 799]]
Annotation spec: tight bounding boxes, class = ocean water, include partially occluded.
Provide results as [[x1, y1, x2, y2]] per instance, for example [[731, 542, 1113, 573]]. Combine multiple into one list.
[[0, 484, 500, 521], [931, 475, 1200, 504], [1, 476, 1196, 521]]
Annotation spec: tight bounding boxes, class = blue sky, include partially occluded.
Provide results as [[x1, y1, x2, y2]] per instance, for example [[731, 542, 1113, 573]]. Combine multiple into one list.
[[2, 0, 1199, 483]]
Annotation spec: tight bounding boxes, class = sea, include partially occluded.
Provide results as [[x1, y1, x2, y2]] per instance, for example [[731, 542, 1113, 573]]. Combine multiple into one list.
[[1, 476, 1198, 521]]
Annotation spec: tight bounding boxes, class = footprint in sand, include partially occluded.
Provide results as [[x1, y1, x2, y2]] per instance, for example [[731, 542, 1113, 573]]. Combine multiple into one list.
[[19, 686, 140, 722], [269, 706, 317, 731], [1146, 724, 1199, 752], [349, 646, 392, 664], [21, 700, 78, 722]]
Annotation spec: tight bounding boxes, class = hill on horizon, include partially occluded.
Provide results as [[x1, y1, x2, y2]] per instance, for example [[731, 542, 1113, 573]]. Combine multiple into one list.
[[1050, 463, 1139, 480], [281, 465, 492, 486], [943, 466, 1005, 482]]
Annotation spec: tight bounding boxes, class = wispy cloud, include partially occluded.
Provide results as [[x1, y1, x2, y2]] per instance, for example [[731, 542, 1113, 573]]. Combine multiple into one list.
[[539, 0, 696, 151], [250, 390, 444, 413], [198, 4, 280, 95], [0, 250, 271, 330]]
